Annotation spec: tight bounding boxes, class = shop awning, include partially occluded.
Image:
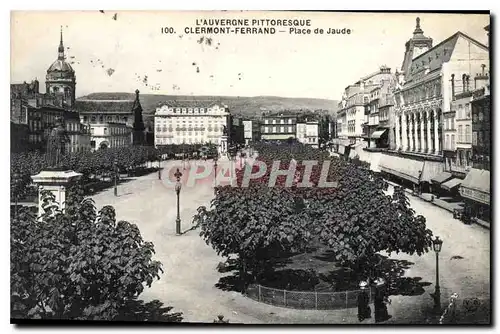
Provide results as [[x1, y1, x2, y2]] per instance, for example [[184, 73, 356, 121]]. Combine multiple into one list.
[[371, 129, 387, 139], [379, 154, 424, 184], [460, 168, 490, 205], [431, 172, 453, 184], [441, 178, 463, 191]]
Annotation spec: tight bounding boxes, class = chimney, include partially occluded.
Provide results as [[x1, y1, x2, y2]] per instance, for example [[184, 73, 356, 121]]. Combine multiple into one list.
[[474, 64, 489, 90], [451, 74, 455, 98]]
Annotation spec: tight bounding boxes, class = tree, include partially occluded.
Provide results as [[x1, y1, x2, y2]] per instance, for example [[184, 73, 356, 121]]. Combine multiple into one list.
[[11, 184, 181, 321], [195, 185, 313, 287]]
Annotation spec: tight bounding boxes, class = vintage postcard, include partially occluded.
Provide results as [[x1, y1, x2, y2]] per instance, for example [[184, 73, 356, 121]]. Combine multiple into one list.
[[10, 10, 490, 325]]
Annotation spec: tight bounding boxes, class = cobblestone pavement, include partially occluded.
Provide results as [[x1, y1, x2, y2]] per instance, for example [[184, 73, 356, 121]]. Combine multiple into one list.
[[89, 166, 489, 324]]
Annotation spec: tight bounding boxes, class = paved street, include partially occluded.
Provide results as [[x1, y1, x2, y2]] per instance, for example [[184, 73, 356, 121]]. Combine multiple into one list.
[[89, 165, 489, 324]]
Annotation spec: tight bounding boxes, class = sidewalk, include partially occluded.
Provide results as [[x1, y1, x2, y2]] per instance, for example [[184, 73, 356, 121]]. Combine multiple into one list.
[[384, 180, 490, 230]]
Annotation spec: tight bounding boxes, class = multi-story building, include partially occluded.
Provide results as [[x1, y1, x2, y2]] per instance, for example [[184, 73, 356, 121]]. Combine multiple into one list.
[[243, 119, 261, 145], [380, 17, 489, 190], [260, 112, 297, 141], [458, 69, 491, 223], [65, 112, 91, 153], [89, 123, 132, 150], [363, 77, 396, 149], [230, 117, 245, 147], [337, 65, 394, 146], [76, 90, 144, 147], [153, 100, 230, 146], [296, 119, 320, 148]]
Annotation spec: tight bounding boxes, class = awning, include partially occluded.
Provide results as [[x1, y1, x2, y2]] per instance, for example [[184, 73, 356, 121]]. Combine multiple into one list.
[[460, 168, 490, 205], [431, 172, 453, 184], [379, 154, 424, 184], [371, 129, 387, 139], [442, 178, 463, 191]]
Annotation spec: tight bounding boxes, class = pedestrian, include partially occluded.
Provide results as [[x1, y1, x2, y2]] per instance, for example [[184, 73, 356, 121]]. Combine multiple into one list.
[[357, 280, 371, 322], [374, 277, 391, 323]]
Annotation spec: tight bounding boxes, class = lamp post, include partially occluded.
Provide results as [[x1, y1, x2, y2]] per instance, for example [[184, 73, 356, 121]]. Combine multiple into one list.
[[113, 159, 118, 197], [158, 154, 162, 180], [13, 172, 20, 219], [174, 168, 182, 236], [213, 155, 218, 194], [432, 236, 443, 314]]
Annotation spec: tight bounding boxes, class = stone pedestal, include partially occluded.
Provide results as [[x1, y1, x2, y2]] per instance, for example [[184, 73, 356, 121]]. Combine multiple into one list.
[[31, 170, 82, 217]]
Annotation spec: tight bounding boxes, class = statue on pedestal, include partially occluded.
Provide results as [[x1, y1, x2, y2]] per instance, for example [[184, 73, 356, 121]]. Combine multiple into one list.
[[45, 117, 70, 170]]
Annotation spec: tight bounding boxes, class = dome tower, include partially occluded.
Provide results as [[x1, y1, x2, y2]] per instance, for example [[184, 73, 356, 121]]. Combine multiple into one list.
[[46, 26, 76, 107]]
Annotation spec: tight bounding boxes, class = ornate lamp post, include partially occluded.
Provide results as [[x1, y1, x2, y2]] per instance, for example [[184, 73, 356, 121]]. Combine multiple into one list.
[[158, 154, 162, 180], [432, 236, 443, 314], [174, 168, 182, 236], [113, 159, 118, 197]]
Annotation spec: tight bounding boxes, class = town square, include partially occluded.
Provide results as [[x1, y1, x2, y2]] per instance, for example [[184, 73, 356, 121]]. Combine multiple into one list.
[[9, 11, 490, 325]]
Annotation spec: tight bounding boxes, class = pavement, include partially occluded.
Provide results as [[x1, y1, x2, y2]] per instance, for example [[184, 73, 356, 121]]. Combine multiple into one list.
[[87, 160, 490, 324]]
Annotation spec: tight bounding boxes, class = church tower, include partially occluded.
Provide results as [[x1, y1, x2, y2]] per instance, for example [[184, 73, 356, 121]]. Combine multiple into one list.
[[401, 17, 433, 79], [46, 26, 76, 108]]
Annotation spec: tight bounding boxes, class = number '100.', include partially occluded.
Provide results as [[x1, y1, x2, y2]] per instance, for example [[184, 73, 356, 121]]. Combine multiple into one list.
[[161, 27, 175, 34]]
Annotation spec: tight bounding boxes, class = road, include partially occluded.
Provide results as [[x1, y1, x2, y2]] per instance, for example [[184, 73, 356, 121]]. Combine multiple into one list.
[[88, 164, 490, 324]]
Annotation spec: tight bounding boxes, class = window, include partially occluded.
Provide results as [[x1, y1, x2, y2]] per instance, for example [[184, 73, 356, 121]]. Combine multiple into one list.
[[465, 104, 471, 118], [451, 134, 455, 150], [265, 119, 269, 124], [280, 119, 284, 124], [465, 125, 471, 143], [458, 104, 463, 119], [104, 128, 108, 135], [288, 119, 293, 124], [445, 135, 449, 150], [272, 127, 277, 133], [451, 117, 455, 130], [272, 120, 276, 124], [458, 125, 463, 142], [90, 128, 94, 135]]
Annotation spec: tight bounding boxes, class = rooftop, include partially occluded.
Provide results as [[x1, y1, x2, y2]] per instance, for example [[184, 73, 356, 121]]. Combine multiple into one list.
[[75, 99, 136, 114]]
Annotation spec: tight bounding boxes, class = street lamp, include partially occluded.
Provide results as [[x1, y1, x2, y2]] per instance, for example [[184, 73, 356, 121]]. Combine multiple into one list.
[[174, 168, 182, 236], [13, 172, 20, 219], [432, 236, 443, 314], [213, 155, 219, 194], [158, 154, 162, 180], [113, 159, 118, 197]]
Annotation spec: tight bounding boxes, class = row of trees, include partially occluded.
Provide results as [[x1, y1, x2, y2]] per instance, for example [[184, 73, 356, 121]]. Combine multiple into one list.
[[195, 142, 434, 288]]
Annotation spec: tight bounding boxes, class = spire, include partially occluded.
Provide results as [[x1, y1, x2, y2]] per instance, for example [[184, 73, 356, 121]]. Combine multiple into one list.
[[58, 26, 65, 60], [413, 17, 424, 36]]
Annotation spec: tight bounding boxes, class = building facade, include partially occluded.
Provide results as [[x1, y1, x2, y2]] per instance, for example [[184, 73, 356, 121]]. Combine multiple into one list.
[[65, 112, 91, 153], [89, 123, 132, 150], [382, 18, 489, 190], [296, 120, 319, 148], [260, 113, 297, 141], [154, 100, 230, 146], [337, 66, 394, 145], [243, 119, 261, 145]]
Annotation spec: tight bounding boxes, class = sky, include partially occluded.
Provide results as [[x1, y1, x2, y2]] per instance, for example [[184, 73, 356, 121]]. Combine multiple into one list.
[[10, 11, 489, 100]]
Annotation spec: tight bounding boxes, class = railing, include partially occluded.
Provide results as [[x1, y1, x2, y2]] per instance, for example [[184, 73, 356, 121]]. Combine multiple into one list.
[[246, 284, 375, 310]]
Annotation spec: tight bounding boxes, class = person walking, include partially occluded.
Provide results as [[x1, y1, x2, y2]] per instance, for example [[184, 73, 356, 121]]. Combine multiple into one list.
[[357, 281, 372, 322]]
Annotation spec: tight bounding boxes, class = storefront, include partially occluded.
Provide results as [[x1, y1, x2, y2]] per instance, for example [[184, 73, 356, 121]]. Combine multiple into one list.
[[460, 168, 490, 222], [379, 153, 423, 189], [430, 171, 453, 197], [441, 177, 463, 196]]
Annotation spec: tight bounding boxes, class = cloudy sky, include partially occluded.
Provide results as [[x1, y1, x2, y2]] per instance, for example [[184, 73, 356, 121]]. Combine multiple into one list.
[[11, 11, 489, 100]]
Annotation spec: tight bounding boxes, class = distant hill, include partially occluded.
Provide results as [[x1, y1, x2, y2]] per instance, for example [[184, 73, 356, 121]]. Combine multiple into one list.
[[79, 93, 339, 121]]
